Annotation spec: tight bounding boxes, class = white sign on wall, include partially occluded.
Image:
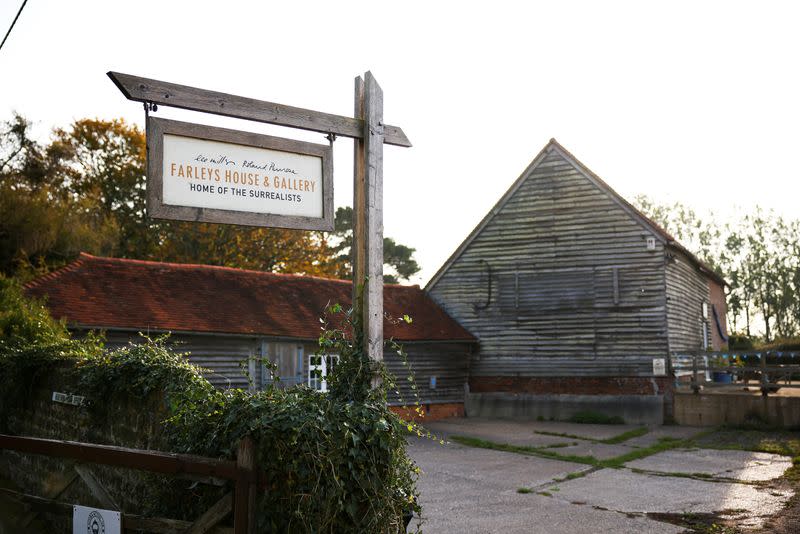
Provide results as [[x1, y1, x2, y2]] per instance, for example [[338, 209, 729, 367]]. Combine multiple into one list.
[[74, 505, 120, 534], [147, 117, 333, 231], [652, 358, 667, 376]]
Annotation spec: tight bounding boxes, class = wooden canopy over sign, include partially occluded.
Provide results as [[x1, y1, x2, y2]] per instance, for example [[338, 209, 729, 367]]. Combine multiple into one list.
[[108, 70, 407, 367], [108, 72, 411, 147]]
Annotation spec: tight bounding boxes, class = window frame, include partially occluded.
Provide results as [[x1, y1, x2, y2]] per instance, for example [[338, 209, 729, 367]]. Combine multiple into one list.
[[307, 353, 339, 392]]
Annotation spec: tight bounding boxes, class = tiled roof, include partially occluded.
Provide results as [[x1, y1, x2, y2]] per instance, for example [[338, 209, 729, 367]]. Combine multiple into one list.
[[25, 253, 476, 342]]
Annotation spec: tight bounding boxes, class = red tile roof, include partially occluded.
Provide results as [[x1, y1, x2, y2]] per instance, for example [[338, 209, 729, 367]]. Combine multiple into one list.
[[25, 253, 476, 343]]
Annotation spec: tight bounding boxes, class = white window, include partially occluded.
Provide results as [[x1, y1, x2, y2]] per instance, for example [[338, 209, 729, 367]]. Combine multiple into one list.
[[307, 354, 339, 392]]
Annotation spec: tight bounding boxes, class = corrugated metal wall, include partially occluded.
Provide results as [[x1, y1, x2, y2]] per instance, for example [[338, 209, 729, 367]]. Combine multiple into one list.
[[428, 148, 670, 377]]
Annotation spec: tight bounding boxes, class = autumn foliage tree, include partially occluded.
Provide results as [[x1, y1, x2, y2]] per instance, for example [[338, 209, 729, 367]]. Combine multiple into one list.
[[0, 114, 420, 282]]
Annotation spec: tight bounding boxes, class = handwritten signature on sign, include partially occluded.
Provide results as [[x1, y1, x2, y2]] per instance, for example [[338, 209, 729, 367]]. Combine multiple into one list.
[[193, 154, 299, 175]]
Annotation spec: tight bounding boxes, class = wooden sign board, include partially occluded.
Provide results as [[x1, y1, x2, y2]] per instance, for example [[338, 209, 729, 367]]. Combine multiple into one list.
[[146, 117, 333, 231]]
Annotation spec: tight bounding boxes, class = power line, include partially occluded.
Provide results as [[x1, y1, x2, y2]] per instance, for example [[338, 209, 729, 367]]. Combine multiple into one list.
[[0, 0, 29, 53]]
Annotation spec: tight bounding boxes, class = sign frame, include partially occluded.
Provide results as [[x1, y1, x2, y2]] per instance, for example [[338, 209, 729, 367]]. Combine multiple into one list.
[[146, 117, 334, 231]]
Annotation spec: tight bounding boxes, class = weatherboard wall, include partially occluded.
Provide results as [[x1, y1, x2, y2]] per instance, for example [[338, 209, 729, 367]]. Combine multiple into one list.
[[88, 330, 470, 404], [665, 250, 713, 353], [428, 146, 671, 378]]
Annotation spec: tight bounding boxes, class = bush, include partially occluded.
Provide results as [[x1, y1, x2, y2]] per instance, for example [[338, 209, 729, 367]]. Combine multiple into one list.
[[760, 337, 800, 352], [0, 287, 419, 532], [727, 333, 755, 350], [0, 276, 69, 345], [568, 411, 625, 425]]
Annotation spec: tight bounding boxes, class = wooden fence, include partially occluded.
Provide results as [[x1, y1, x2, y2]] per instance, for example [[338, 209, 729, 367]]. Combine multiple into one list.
[[0, 433, 259, 533], [671, 351, 800, 396]]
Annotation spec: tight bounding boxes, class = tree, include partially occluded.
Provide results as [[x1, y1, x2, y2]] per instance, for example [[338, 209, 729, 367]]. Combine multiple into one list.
[[1, 114, 422, 284], [328, 206, 421, 283], [0, 114, 118, 276], [634, 195, 800, 341]]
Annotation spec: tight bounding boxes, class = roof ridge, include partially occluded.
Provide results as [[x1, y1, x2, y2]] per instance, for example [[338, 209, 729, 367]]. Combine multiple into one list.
[[545, 141, 725, 285], [24, 254, 88, 290], [545, 139, 676, 242], [47, 252, 422, 289]]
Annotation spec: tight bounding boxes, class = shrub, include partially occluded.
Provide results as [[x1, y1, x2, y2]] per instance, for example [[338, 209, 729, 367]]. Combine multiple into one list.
[[568, 411, 625, 425], [0, 287, 419, 532], [760, 337, 800, 352], [727, 332, 755, 350]]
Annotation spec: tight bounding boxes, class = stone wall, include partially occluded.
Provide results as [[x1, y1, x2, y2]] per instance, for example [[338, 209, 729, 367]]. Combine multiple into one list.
[[0, 363, 180, 530], [674, 391, 800, 427]]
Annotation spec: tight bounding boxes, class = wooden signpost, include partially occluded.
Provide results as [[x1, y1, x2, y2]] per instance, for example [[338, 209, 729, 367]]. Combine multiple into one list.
[[108, 70, 408, 369]]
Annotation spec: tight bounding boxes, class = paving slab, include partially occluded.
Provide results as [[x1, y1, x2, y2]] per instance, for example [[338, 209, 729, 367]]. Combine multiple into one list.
[[626, 448, 793, 482], [551, 441, 636, 460], [426, 419, 581, 448], [623, 426, 706, 448], [552, 468, 793, 529], [527, 421, 641, 441], [409, 437, 682, 534], [409, 435, 589, 489]]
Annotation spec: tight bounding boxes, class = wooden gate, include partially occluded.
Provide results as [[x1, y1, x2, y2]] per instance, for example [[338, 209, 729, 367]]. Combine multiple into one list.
[[0, 433, 259, 533]]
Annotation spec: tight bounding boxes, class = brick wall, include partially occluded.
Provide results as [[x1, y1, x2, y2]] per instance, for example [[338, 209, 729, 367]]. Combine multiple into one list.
[[390, 402, 464, 421], [469, 376, 672, 396]]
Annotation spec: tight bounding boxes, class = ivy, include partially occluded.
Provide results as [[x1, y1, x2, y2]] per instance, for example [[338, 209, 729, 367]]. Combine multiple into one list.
[[0, 281, 420, 532]]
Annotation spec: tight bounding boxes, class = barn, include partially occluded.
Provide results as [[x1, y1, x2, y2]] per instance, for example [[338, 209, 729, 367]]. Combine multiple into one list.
[[25, 253, 476, 420], [426, 139, 727, 424]]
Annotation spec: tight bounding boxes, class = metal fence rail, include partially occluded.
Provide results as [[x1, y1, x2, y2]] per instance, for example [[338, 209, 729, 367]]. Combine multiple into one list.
[[670, 351, 800, 396]]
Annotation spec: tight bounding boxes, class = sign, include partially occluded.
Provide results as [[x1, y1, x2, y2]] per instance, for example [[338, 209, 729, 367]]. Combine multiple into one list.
[[73, 505, 120, 534], [652, 358, 667, 376], [147, 117, 333, 231], [52, 391, 85, 406]]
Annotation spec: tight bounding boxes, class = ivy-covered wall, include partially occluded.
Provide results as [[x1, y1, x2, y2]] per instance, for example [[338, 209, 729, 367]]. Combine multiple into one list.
[[0, 279, 420, 533]]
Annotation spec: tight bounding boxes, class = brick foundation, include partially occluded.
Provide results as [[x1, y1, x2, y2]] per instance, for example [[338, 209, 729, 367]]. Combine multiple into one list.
[[470, 376, 673, 396], [390, 402, 465, 421]]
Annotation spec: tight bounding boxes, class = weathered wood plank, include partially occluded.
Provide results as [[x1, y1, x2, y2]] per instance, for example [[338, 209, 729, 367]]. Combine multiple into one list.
[[233, 437, 256, 534], [428, 146, 671, 378], [0, 434, 239, 480], [187, 492, 233, 534], [108, 71, 411, 147], [0, 487, 234, 534], [74, 463, 118, 510], [353, 73, 384, 368]]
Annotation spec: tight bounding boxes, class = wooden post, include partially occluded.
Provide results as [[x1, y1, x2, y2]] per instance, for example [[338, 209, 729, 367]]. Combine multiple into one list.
[[234, 437, 256, 534], [760, 352, 769, 397], [353, 72, 384, 377]]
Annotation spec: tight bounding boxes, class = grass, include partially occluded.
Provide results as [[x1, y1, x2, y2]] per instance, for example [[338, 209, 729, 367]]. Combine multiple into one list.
[[516, 487, 532, 494], [691, 428, 800, 482], [449, 433, 692, 469], [534, 426, 649, 445], [568, 411, 625, 425], [448, 435, 600, 466], [601, 427, 650, 444], [649, 512, 742, 534], [553, 470, 593, 482]]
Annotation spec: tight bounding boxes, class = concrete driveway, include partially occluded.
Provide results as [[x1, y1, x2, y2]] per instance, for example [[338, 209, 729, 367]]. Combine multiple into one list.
[[408, 418, 794, 533]]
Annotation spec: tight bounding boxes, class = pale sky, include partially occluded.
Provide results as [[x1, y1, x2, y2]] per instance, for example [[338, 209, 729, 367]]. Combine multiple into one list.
[[1, 1, 798, 285]]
